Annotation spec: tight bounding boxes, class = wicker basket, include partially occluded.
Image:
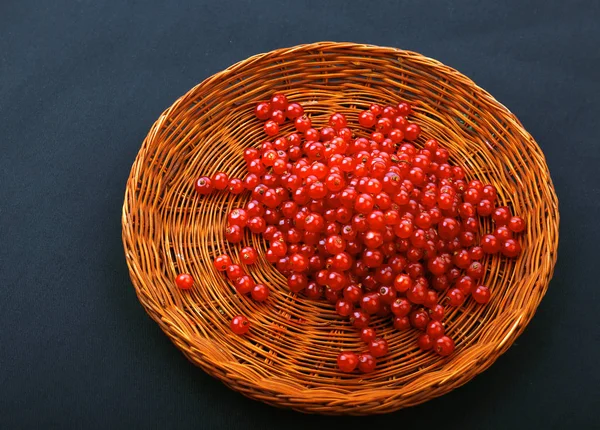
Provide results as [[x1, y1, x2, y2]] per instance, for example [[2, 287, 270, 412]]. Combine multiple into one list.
[[122, 42, 559, 414]]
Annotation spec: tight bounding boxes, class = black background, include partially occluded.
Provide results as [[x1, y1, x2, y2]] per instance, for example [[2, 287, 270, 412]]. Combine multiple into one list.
[[1, 1, 599, 428]]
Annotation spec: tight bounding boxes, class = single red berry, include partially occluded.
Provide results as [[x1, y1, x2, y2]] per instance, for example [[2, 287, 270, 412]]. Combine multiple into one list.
[[469, 246, 484, 261], [404, 123, 421, 141], [360, 327, 377, 343], [247, 216, 266, 234], [228, 209, 248, 227], [481, 234, 501, 254], [226, 264, 244, 281], [501, 239, 522, 258], [394, 273, 413, 293], [410, 309, 430, 330], [357, 353, 377, 373], [396, 102, 412, 116], [213, 254, 232, 271], [251, 284, 269, 302], [235, 275, 255, 294], [287, 272, 308, 293], [271, 109, 285, 124], [175, 273, 193, 290], [194, 176, 213, 195], [472, 285, 490, 304], [295, 115, 312, 132], [225, 225, 244, 243], [337, 351, 358, 373], [429, 304, 445, 321], [264, 120, 279, 136], [231, 315, 250, 335], [477, 199, 494, 216], [286, 102, 304, 119], [466, 261, 484, 279], [359, 111, 377, 128], [361, 293, 382, 314], [329, 113, 347, 130], [393, 316, 411, 330], [270, 93, 288, 111], [369, 338, 389, 358], [494, 225, 513, 242], [350, 310, 370, 328], [418, 333, 434, 351], [344, 285, 363, 303], [426, 321, 445, 339], [255, 102, 271, 120], [456, 275, 475, 295], [335, 299, 353, 317], [212, 172, 229, 190], [508, 216, 526, 233], [228, 178, 245, 195], [447, 288, 465, 306], [434, 336, 455, 356], [492, 206, 511, 225]]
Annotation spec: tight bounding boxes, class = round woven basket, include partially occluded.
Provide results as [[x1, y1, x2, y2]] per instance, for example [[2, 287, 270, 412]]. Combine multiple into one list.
[[122, 42, 559, 414]]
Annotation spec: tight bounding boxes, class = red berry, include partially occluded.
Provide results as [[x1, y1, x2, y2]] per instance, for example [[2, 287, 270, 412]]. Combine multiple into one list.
[[235, 275, 255, 294], [226, 264, 244, 281], [359, 111, 377, 128], [404, 123, 421, 141], [287, 272, 308, 293], [195, 176, 213, 195], [264, 120, 279, 136], [396, 102, 412, 116], [447, 288, 465, 306], [369, 338, 389, 358], [286, 103, 304, 119], [255, 102, 271, 120], [295, 115, 311, 132], [231, 315, 250, 335], [393, 316, 411, 330], [228, 209, 248, 227], [212, 172, 229, 190], [358, 353, 377, 373], [329, 113, 347, 130], [501, 239, 522, 258], [335, 299, 353, 316], [418, 333, 434, 351], [391, 298, 412, 317], [175, 273, 193, 290], [508, 216, 526, 233], [426, 320, 445, 339], [434, 336, 455, 356], [350, 310, 370, 328], [466, 261, 484, 279], [492, 206, 511, 225], [337, 351, 358, 373], [481, 234, 501, 254], [228, 178, 245, 195], [361, 293, 382, 314], [213, 254, 232, 271], [251, 284, 269, 302], [360, 327, 377, 343], [410, 309, 430, 330], [225, 225, 244, 243], [394, 273, 412, 293], [472, 285, 490, 304], [429, 304, 445, 321]]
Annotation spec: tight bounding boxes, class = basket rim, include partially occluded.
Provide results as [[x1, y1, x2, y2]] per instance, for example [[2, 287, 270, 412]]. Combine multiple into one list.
[[122, 41, 559, 414]]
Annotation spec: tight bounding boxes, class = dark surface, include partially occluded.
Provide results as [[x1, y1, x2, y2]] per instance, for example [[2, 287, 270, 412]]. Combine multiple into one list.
[[1, 0, 599, 428]]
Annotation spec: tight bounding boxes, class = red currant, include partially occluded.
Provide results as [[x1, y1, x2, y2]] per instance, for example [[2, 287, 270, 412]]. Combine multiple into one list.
[[231, 315, 250, 335]]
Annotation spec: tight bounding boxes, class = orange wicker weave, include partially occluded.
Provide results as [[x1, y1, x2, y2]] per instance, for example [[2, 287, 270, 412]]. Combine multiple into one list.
[[122, 42, 559, 414]]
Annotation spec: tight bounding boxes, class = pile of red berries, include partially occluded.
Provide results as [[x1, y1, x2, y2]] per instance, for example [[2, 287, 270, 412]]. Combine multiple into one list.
[[179, 93, 526, 374]]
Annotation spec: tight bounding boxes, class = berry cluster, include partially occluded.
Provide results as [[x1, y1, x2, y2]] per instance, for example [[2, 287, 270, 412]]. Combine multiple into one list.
[[180, 94, 526, 374]]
